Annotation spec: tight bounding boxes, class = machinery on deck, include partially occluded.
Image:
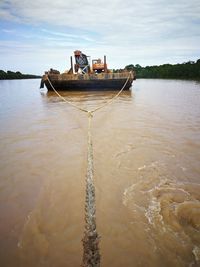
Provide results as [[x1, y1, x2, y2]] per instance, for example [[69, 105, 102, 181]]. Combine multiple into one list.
[[73, 50, 108, 74]]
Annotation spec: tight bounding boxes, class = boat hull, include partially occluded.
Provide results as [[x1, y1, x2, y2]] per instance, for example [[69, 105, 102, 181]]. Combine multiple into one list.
[[41, 72, 135, 91]]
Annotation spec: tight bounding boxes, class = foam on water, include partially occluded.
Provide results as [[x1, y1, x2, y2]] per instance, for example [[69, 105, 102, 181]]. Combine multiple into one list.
[[123, 159, 200, 266]]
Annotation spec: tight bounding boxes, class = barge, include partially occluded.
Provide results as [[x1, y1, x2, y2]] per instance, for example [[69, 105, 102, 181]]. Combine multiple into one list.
[[40, 50, 135, 91]]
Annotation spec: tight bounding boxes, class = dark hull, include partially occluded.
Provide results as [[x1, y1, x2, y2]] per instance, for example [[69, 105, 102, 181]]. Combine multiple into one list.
[[45, 79, 132, 91], [41, 72, 135, 91]]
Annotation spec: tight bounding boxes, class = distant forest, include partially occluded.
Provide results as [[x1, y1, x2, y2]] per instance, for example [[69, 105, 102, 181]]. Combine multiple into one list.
[[1, 59, 200, 80], [124, 59, 200, 79], [0, 70, 41, 80]]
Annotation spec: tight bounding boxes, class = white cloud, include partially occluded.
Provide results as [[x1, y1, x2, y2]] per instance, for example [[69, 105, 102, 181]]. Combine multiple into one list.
[[2, 0, 199, 32], [2, 29, 15, 33], [0, 0, 200, 73]]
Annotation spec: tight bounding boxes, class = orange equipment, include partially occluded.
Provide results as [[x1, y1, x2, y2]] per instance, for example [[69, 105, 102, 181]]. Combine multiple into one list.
[[92, 56, 107, 73]]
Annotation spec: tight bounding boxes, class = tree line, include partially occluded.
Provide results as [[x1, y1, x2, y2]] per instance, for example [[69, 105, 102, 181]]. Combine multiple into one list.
[[0, 70, 41, 80], [1, 59, 200, 80], [114, 59, 200, 79], [124, 59, 200, 79]]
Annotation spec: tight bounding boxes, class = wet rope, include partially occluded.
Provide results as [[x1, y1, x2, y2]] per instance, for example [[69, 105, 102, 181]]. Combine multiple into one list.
[[46, 74, 131, 267], [82, 111, 100, 267]]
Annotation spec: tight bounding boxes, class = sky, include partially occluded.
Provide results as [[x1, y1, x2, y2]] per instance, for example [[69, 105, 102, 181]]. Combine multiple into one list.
[[0, 0, 200, 74]]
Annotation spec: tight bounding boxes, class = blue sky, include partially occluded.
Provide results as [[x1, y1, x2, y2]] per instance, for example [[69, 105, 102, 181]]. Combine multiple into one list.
[[0, 0, 200, 74]]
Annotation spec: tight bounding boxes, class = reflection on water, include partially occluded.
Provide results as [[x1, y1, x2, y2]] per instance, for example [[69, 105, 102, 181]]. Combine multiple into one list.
[[40, 90, 133, 112], [0, 79, 200, 267], [42, 89, 133, 100]]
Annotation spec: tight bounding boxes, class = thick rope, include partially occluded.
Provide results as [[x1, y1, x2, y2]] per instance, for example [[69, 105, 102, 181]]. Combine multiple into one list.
[[82, 111, 100, 267], [46, 74, 131, 267]]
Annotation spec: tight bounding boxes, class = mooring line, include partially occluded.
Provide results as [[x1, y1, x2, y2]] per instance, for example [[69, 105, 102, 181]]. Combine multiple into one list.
[[46, 74, 131, 267]]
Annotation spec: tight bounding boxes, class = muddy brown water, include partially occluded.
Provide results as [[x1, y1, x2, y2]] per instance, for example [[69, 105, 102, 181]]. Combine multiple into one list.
[[0, 79, 200, 267]]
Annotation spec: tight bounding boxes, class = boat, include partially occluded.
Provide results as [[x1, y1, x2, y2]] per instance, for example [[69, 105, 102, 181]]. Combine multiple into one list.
[[40, 50, 135, 91]]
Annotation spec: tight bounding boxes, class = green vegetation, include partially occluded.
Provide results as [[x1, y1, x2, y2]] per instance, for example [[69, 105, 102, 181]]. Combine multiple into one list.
[[0, 70, 41, 80], [124, 59, 200, 79]]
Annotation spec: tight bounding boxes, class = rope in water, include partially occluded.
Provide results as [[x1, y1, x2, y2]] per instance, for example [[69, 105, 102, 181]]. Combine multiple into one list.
[[46, 74, 131, 267], [82, 110, 100, 267]]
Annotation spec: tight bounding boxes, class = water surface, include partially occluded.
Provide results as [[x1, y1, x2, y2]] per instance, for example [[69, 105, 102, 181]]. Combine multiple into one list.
[[0, 79, 200, 267]]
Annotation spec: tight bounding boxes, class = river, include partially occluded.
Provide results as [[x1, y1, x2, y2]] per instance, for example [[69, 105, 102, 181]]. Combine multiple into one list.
[[0, 78, 200, 267]]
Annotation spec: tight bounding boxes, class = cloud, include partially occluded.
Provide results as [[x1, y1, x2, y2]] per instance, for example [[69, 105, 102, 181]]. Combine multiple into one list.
[[2, 0, 199, 33], [41, 29, 95, 43], [2, 29, 15, 33], [0, 8, 20, 22], [0, 0, 200, 73]]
